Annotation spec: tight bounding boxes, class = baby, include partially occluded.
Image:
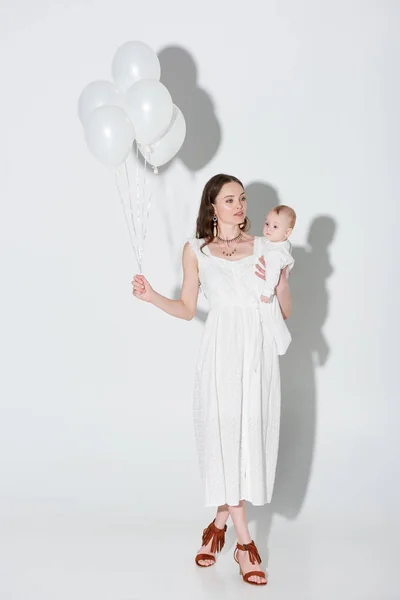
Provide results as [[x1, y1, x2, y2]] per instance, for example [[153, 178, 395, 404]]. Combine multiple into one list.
[[259, 205, 296, 355]]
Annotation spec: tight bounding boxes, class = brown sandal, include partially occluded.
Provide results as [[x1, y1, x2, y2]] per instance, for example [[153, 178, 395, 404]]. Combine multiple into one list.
[[233, 540, 267, 585], [194, 519, 227, 567]]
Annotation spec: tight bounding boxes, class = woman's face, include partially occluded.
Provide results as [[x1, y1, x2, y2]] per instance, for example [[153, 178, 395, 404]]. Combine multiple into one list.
[[213, 181, 247, 225]]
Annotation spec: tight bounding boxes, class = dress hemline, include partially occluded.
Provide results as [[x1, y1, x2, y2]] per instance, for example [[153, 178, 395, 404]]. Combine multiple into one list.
[[204, 496, 272, 508]]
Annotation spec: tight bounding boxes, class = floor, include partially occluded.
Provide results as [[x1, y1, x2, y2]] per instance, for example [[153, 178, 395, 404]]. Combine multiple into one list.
[[0, 513, 396, 600]]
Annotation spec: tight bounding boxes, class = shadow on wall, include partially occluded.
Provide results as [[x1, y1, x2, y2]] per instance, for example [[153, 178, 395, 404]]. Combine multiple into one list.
[[234, 180, 336, 566], [157, 45, 221, 321], [158, 45, 221, 174]]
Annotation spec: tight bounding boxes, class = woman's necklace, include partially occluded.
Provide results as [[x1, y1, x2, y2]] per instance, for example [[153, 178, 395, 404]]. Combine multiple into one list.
[[216, 232, 242, 257]]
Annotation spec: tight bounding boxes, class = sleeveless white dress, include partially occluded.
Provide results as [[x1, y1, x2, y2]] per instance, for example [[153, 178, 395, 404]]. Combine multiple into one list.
[[187, 236, 281, 507]]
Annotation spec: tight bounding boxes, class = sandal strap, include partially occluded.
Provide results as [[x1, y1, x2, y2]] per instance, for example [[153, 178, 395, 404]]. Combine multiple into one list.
[[201, 519, 227, 553], [235, 540, 262, 565], [243, 570, 267, 583], [195, 553, 216, 565]]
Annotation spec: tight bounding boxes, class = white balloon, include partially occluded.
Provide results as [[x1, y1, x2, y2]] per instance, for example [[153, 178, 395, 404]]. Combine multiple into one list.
[[112, 41, 160, 92], [126, 79, 173, 146], [139, 105, 186, 167], [83, 105, 134, 168], [78, 80, 128, 124]]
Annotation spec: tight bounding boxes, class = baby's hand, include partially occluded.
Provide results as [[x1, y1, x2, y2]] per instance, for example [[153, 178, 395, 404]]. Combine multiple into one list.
[[260, 295, 270, 303]]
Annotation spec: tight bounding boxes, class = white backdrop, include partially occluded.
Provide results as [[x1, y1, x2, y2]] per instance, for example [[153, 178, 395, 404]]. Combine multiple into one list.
[[1, 0, 399, 597]]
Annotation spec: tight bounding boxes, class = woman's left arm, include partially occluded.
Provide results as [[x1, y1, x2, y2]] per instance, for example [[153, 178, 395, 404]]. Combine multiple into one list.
[[275, 267, 292, 320], [255, 257, 292, 320]]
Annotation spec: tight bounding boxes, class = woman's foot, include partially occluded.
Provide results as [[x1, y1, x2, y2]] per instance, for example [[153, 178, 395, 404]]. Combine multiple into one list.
[[195, 518, 228, 567], [196, 538, 217, 567], [235, 542, 267, 585]]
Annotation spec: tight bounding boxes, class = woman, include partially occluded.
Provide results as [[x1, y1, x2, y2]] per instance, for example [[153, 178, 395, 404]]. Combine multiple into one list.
[[132, 174, 291, 586]]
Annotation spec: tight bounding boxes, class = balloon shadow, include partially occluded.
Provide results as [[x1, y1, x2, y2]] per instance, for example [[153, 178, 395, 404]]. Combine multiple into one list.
[[157, 45, 222, 173], [232, 181, 337, 567], [154, 46, 221, 321]]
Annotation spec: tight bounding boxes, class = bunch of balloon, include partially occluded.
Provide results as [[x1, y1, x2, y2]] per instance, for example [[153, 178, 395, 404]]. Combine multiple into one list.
[[78, 41, 186, 272]]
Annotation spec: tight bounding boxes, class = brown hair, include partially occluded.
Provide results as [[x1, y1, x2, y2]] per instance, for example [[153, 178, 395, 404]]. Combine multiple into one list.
[[273, 205, 296, 229], [195, 174, 251, 252]]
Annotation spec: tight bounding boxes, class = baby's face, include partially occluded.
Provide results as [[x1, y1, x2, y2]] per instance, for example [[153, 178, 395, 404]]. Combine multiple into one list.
[[263, 211, 291, 242]]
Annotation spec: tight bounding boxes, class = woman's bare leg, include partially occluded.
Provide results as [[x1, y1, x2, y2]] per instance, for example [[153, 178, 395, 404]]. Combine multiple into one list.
[[196, 504, 230, 566], [229, 500, 266, 584]]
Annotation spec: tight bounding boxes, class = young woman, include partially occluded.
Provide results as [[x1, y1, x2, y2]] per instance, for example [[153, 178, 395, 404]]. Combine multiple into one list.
[[132, 174, 291, 586]]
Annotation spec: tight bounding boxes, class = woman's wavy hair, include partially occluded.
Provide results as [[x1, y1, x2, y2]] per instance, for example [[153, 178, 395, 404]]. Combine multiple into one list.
[[195, 174, 251, 252]]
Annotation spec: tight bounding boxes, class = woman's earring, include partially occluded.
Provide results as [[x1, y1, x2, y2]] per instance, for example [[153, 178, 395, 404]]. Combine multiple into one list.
[[213, 215, 218, 237]]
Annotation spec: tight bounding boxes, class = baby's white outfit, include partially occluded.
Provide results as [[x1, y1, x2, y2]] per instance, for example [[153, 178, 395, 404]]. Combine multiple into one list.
[[260, 239, 295, 355]]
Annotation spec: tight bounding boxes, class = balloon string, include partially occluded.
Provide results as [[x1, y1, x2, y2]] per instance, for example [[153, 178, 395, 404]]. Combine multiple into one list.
[[142, 150, 147, 255], [143, 190, 153, 248], [135, 142, 141, 241], [136, 141, 145, 269], [114, 168, 141, 273], [124, 159, 138, 242], [114, 143, 153, 274], [141, 147, 152, 249]]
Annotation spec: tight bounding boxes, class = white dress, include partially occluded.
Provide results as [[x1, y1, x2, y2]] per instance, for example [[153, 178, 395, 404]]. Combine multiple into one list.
[[187, 236, 281, 507]]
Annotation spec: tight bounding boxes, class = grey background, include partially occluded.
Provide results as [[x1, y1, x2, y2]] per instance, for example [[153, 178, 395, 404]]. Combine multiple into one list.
[[0, 0, 398, 598]]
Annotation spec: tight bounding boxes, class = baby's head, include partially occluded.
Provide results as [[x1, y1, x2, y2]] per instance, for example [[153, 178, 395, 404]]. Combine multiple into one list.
[[263, 205, 296, 242]]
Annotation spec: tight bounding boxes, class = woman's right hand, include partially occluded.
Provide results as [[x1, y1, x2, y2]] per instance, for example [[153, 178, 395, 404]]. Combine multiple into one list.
[[255, 255, 266, 280], [255, 257, 289, 288], [131, 274, 154, 303]]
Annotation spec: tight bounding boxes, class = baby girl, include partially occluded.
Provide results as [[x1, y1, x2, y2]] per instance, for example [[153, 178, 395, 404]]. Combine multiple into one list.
[[259, 205, 296, 355]]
